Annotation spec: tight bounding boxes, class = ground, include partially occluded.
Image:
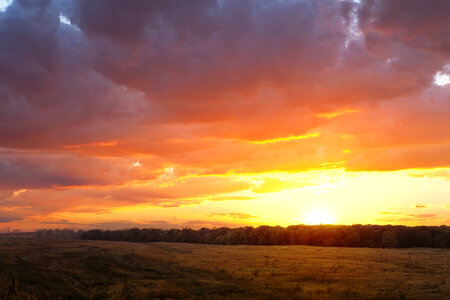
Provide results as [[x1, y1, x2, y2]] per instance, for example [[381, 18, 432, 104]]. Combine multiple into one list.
[[0, 238, 449, 299]]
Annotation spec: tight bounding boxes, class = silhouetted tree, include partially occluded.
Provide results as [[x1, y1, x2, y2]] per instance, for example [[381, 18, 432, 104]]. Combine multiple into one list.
[[342, 231, 361, 247], [381, 229, 399, 248], [77, 224, 449, 249]]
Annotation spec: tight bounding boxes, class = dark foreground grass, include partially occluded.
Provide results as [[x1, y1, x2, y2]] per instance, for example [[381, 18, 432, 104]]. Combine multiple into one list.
[[0, 239, 252, 300], [0, 239, 449, 299]]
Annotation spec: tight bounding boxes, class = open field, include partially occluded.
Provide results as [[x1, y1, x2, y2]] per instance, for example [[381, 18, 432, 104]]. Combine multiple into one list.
[[0, 239, 449, 299]]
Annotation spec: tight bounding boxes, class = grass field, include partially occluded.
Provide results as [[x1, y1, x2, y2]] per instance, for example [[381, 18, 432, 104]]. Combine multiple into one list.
[[0, 239, 449, 299]]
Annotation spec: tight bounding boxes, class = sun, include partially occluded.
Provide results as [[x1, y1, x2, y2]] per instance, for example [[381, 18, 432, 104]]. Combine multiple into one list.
[[304, 210, 336, 225]]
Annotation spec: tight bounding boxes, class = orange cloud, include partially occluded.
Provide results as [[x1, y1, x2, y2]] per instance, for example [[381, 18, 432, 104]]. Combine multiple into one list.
[[316, 108, 360, 119], [249, 133, 319, 144], [0, 0, 449, 229], [208, 213, 257, 220]]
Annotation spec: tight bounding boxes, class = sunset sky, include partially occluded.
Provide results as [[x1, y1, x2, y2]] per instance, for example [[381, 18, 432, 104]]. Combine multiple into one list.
[[0, 0, 449, 231]]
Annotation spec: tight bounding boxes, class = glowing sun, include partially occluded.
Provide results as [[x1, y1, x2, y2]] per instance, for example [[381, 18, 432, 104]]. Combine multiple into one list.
[[304, 210, 336, 225]]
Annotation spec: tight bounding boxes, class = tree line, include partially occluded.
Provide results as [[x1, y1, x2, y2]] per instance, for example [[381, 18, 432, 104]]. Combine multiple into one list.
[[34, 228, 84, 239], [80, 224, 450, 248]]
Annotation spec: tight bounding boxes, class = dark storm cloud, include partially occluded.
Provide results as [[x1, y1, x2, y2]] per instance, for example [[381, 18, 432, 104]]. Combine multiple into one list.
[[0, 209, 25, 222], [358, 0, 450, 55], [1, 0, 447, 149], [64, 0, 347, 105], [0, 0, 61, 104], [0, 150, 158, 189], [0, 0, 150, 149]]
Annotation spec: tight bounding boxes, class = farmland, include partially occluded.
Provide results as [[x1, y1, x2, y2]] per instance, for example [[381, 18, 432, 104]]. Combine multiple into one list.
[[0, 238, 449, 299]]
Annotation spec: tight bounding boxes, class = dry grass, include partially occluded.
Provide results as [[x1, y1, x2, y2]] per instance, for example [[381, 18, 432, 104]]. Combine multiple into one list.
[[149, 243, 450, 299], [0, 238, 449, 299]]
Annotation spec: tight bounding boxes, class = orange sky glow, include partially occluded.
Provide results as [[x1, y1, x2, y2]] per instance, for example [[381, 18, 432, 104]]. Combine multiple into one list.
[[0, 0, 449, 231]]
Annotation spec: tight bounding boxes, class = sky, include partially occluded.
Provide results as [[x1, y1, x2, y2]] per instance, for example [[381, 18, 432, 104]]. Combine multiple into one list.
[[0, 0, 449, 231]]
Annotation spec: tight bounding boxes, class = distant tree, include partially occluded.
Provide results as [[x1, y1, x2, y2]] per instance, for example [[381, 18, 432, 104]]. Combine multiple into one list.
[[296, 229, 311, 245], [381, 229, 399, 248], [433, 233, 450, 248], [358, 226, 376, 247], [123, 228, 141, 242], [398, 227, 419, 248], [323, 237, 336, 247], [162, 229, 179, 242], [342, 231, 361, 247], [416, 230, 432, 247], [179, 228, 198, 243], [81, 229, 102, 240], [77, 225, 449, 249]]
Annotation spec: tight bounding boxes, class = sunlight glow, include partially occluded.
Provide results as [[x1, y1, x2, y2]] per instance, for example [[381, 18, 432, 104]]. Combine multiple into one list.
[[59, 14, 71, 25], [131, 160, 142, 168], [434, 71, 450, 86], [0, 0, 11, 12], [13, 189, 28, 197], [317, 108, 360, 119], [304, 210, 336, 225], [59, 13, 80, 30], [250, 132, 319, 144]]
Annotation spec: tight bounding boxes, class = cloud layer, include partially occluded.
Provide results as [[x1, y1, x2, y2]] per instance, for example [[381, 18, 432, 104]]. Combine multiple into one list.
[[0, 0, 449, 228]]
